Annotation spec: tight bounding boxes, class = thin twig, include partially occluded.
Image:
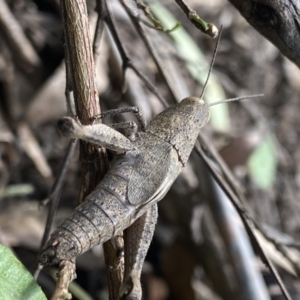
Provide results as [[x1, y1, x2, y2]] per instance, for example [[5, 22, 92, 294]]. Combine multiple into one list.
[[195, 141, 292, 300], [121, 0, 178, 104], [173, 0, 218, 38], [35, 140, 77, 280], [103, 0, 168, 107], [93, 0, 105, 62], [199, 130, 300, 280], [198, 132, 246, 202], [0, 0, 40, 70]]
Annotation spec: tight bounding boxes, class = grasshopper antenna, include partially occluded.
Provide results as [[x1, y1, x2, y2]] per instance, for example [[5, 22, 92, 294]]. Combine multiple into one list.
[[199, 25, 223, 99], [198, 26, 264, 107], [209, 94, 264, 107]]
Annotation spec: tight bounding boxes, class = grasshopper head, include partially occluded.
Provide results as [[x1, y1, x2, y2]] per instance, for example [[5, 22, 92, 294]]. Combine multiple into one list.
[[146, 96, 210, 165], [179, 96, 210, 123]]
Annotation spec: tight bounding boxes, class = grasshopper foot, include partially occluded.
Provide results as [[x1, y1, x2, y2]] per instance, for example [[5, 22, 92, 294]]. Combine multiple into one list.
[[119, 276, 142, 300]]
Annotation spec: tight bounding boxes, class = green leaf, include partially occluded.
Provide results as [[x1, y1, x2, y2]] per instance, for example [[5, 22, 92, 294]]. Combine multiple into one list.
[[0, 244, 46, 300], [248, 134, 278, 190], [150, 0, 230, 131]]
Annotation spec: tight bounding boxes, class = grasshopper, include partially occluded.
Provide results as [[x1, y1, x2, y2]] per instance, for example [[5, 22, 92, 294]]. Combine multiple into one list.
[[39, 96, 210, 299], [38, 37, 259, 299]]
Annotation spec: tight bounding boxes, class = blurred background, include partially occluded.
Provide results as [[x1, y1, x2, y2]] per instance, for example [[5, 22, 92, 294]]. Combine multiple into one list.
[[1, 0, 300, 299]]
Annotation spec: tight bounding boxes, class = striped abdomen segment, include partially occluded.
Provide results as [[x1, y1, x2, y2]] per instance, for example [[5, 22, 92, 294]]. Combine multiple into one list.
[[40, 161, 137, 265]]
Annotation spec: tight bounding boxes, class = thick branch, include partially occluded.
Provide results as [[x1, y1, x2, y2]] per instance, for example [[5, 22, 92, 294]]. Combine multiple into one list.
[[60, 0, 108, 204], [63, 0, 99, 124], [60, 2, 124, 300], [228, 0, 300, 68]]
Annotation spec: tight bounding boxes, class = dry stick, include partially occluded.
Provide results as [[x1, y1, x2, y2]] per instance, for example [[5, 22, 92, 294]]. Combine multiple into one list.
[[34, 5, 78, 281], [0, 0, 40, 70], [34, 140, 77, 280], [201, 130, 298, 297], [121, 0, 179, 104], [93, 2, 125, 299], [199, 132, 246, 201], [202, 164, 270, 299], [58, 1, 118, 299], [173, 0, 218, 38], [93, 0, 106, 62], [103, 0, 168, 107], [195, 142, 292, 300], [64, 40, 75, 117], [65, 1, 125, 299], [199, 130, 300, 276]]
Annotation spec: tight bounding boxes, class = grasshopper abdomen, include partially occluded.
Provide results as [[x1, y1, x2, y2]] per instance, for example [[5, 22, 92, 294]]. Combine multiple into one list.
[[39, 153, 139, 265]]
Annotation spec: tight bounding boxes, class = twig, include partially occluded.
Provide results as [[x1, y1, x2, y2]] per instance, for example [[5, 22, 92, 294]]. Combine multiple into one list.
[[198, 132, 246, 202], [199, 130, 300, 281], [173, 0, 218, 38], [121, 0, 179, 104], [195, 141, 292, 300], [35, 140, 77, 280], [51, 260, 76, 300], [0, 0, 40, 70], [60, 0, 107, 201], [103, 0, 168, 107], [49, 0, 110, 298], [17, 122, 54, 185], [204, 169, 270, 300], [93, 0, 105, 62], [135, 0, 180, 33], [94, 2, 125, 299]]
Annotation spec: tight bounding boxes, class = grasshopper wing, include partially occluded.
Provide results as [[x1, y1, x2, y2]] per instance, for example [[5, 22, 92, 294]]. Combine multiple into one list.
[[128, 142, 173, 205]]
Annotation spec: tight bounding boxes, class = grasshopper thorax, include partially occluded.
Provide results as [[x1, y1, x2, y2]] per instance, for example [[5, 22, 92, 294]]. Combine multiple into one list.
[[146, 96, 210, 166]]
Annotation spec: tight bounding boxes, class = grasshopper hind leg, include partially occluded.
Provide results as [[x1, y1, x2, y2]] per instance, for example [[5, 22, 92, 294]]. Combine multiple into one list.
[[120, 204, 158, 300]]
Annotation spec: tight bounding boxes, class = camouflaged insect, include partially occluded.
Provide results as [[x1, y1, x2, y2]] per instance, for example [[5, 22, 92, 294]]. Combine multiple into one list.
[[39, 97, 210, 300]]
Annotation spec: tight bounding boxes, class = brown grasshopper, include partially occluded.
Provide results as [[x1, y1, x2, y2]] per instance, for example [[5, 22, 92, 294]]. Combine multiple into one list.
[[39, 96, 210, 299], [38, 43, 260, 299]]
